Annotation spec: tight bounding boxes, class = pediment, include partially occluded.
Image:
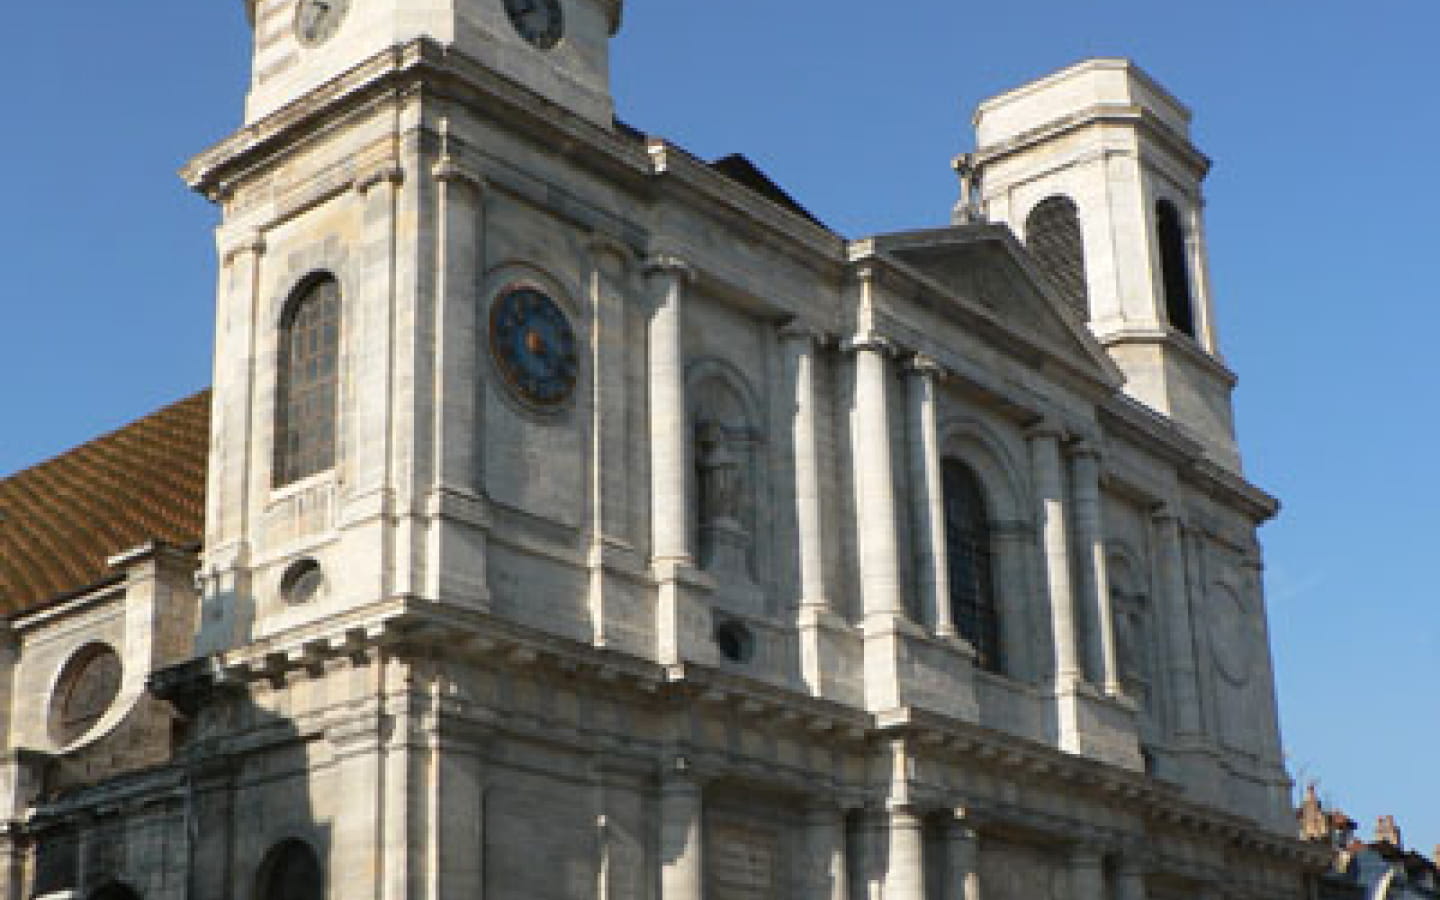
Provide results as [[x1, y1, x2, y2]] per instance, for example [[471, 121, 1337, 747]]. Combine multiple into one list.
[[868, 224, 1123, 388]]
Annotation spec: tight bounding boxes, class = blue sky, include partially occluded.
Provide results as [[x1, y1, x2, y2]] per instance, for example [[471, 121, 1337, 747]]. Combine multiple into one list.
[[2, 0, 1435, 853]]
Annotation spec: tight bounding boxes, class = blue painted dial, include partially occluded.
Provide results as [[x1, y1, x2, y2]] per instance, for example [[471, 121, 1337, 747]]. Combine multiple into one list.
[[490, 286, 578, 407]]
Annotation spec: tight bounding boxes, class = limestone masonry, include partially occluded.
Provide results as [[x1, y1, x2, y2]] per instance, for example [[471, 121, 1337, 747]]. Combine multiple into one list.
[[0, 1, 1327, 898]]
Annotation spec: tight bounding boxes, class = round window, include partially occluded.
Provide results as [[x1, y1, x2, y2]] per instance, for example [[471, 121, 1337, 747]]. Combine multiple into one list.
[[281, 558, 325, 606], [50, 643, 123, 747]]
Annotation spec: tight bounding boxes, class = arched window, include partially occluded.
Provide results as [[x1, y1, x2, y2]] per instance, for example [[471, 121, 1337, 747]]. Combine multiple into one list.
[[942, 460, 1001, 672], [257, 839, 323, 900], [1025, 195, 1090, 318], [274, 276, 340, 487], [1155, 199, 1196, 338]]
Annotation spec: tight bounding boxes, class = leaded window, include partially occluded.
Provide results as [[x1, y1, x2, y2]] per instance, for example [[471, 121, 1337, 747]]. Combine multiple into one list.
[[1025, 195, 1090, 318], [1155, 199, 1196, 338], [274, 276, 340, 487], [942, 460, 1001, 672]]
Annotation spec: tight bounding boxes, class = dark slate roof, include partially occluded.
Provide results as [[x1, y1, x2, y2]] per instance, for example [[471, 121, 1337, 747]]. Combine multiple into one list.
[[0, 391, 211, 616], [708, 153, 829, 230]]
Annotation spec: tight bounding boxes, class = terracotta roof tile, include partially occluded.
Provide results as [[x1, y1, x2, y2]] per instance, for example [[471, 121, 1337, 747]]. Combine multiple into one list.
[[0, 391, 210, 615]]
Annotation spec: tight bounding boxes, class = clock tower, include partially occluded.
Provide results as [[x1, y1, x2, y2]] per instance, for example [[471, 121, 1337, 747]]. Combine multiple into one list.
[[242, 0, 622, 126], [186, 0, 635, 653]]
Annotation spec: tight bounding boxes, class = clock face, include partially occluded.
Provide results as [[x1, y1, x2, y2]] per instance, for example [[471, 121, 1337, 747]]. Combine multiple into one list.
[[294, 0, 349, 47], [490, 286, 579, 408], [503, 0, 564, 49]]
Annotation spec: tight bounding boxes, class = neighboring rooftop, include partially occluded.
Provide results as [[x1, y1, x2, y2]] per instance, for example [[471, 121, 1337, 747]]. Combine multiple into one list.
[[0, 391, 210, 616]]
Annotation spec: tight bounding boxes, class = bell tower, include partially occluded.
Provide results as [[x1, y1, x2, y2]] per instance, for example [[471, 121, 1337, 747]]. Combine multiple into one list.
[[241, 0, 622, 126], [969, 58, 1240, 469]]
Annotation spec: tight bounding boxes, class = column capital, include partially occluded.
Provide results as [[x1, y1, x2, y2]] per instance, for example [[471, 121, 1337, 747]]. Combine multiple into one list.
[[220, 231, 266, 265], [842, 333, 896, 356], [354, 161, 405, 195], [778, 317, 826, 345], [431, 155, 486, 191], [643, 254, 696, 283], [1068, 843, 1106, 868], [1067, 438, 1104, 462], [1150, 502, 1183, 526], [587, 229, 638, 269], [1025, 417, 1067, 442], [904, 352, 946, 379]]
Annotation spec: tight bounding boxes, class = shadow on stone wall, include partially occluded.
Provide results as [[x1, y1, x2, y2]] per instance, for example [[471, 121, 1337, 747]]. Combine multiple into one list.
[[25, 656, 330, 900]]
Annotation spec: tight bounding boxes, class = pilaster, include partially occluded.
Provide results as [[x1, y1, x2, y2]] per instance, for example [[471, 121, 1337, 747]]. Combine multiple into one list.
[[801, 802, 848, 900], [782, 322, 847, 698], [1027, 419, 1080, 687], [1153, 506, 1201, 736], [659, 771, 703, 900], [1068, 439, 1120, 694], [905, 354, 954, 638], [423, 148, 490, 608], [645, 256, 710, 666], [943, 813, 981, 900]]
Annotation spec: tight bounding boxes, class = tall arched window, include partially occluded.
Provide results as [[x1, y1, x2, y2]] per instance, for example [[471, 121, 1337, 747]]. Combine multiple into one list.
[[1025, 195, 1090, 318], [274, 276, 340, 487], [257, 839, 323, 900], [1155, 199, 1196, 338], [942, 460, 1001, 672]]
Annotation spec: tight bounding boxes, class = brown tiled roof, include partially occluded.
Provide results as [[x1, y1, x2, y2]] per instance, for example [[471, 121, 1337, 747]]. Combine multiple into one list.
[[0, 391, 210, 616]]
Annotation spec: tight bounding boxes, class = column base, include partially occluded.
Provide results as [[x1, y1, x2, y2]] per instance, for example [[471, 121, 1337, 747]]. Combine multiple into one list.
[[1054, 679, 1143, 770], [863, 614, 979, 720]]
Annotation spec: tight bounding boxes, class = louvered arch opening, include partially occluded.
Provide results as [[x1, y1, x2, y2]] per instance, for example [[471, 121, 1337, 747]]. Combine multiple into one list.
[[1156, 199, 1197, 338], [1025, 195, 1090, 319]]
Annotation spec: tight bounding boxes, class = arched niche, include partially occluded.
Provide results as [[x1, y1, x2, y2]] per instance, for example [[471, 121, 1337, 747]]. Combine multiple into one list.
[[686, 358, 767, 597]]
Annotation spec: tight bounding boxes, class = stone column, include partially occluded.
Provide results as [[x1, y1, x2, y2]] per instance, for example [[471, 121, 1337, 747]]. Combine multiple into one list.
[[885, 805, 926, 900], [1069, 845, 1106, 900], [1152, 506, 1201, 735], [1069, 441, 1120, 693], [1116, 856, 1148, 900], [659, 774, 703, 900], [802, 803, 848, 900], [851, 336, 905, 622], [905, 354, 954, 637], [781, 322, 829, 614], [944, 814, 981, 900], [645, 256, 695, 567], [1028, 421, 1081, 686]]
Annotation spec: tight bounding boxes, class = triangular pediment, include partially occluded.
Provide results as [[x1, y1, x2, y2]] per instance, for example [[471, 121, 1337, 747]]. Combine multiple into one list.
[[868, 224, 1123, 389]]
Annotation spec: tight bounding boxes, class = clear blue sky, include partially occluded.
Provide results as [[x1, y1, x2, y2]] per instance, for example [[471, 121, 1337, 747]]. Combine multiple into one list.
[[2, 0, 1435, 853]]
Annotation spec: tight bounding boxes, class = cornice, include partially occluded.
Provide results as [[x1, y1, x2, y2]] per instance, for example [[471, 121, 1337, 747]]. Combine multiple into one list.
[[973, 105, 1210, 179]]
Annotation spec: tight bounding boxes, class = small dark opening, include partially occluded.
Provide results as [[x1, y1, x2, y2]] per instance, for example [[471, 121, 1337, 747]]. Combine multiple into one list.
[[1156, 199, 1196, 338], [714, 619, 755, 663]]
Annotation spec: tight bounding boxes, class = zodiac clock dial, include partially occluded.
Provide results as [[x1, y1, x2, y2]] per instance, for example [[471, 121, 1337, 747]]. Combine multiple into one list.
[[490, 286, 579, 408], [503, 0, 564, 49]]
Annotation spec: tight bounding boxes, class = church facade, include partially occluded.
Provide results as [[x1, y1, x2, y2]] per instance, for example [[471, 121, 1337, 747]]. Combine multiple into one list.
[[0, 1, 1326, 898]]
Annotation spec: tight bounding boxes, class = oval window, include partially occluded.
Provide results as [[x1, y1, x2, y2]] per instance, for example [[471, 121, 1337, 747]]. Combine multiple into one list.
[[50, 643, 123, 746]]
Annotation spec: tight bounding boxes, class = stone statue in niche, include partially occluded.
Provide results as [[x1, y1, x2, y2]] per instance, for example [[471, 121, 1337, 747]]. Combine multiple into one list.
[[696, 418, 753, 582], [690, 368, 762, 597], [1108, 554, 1153, 709]]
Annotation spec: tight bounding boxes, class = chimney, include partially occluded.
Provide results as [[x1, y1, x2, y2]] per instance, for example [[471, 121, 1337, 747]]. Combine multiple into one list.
[[1298, 783, 1328, 841], [1375, 815, 1402, 847]]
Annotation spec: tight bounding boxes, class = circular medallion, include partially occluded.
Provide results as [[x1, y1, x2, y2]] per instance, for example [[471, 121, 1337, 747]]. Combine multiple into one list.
[[294, 0, 350, 47], [1208, 584, 1252, 685], [490, 285, 578, 408], [503, 0, 564, 49]]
